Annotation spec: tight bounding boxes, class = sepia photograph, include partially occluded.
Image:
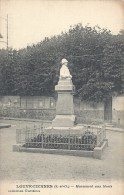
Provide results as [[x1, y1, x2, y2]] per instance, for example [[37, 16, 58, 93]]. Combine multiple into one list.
[[0, 0, 124, 195]]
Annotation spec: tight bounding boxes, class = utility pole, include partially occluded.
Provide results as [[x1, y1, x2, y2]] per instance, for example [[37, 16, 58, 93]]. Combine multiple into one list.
[[0, 14, 9, 50], [7, 14, 8, 50]]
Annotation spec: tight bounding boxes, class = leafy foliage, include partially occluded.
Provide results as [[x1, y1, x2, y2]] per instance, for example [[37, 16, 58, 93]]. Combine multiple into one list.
[[0, 24, 124, 101], [23, 130, 97, 151]]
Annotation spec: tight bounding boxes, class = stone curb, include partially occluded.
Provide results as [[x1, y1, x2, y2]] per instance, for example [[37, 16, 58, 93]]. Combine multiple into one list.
[[105, 127, 124, 133], [13, 139, 108, 159], [93, 139, 108, 159], [0, 124, 11, 129], [1, 117, 123, 132], [0, 117, 51, 123]]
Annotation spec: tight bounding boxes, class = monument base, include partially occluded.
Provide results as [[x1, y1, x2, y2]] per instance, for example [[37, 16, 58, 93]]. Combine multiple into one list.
[[44, 125, 84, 135], [52, 115, 75, 127]]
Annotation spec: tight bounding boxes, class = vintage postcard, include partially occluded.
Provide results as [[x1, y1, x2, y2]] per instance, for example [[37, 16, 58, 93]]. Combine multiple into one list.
[[0, 0, 124, 195]]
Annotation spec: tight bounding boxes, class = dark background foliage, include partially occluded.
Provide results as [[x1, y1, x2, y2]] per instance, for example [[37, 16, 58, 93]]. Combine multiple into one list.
[[0, 24, 124, 101]]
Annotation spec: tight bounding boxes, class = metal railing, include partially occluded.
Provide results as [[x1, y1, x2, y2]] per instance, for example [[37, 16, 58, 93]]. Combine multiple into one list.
[[16, 124, 106, 151]]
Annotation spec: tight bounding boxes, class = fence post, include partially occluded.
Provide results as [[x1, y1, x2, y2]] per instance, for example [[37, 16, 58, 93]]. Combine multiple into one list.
[[16, 129, 19, 144], [103, 125, 106, 139], [25, 126, 27, 143], [68, 132, 70, 150], [97, 127, 99, 146], [42, 126, 44, 149]]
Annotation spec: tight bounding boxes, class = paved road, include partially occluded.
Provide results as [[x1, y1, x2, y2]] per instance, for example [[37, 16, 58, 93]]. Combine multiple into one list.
[[0, 120, 124, 182]]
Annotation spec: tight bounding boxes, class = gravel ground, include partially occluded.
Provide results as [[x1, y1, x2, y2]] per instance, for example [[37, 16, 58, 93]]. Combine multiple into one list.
[[0, 119, 124, 182]]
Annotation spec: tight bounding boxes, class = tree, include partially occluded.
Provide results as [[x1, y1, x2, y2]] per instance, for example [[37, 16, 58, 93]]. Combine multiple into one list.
[[0, 24, 123, 102]]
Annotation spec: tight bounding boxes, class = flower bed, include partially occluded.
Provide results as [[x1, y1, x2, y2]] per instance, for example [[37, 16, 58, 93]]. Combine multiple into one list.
[[23, 131, 97, 151]]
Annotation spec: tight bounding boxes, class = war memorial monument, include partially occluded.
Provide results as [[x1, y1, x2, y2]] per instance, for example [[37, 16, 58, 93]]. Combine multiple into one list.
[[52, 58, 75, 127], [13, 59, 108, 159]]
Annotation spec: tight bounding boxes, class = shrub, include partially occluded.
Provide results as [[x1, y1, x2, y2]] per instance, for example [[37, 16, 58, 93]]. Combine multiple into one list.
[[23, 130, 97, 151]]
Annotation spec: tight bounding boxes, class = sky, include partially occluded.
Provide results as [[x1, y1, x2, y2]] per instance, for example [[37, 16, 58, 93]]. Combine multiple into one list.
[[0, 0, 124, 49]]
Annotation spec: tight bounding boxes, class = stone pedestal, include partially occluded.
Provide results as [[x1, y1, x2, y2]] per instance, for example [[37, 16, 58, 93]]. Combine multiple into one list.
[[52, 78, 76, 127]]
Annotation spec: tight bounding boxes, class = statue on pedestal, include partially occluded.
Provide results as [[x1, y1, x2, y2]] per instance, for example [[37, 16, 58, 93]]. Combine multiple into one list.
[[60, 59, 72, 80], [52, 58, 75, 127]]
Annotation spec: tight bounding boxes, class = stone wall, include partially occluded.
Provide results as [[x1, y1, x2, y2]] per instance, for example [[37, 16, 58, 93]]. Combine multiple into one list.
[[74, 98, 104, 123], [0, 96, 104, 123], [112, 95, 124, 127], [20, 109, 55, 120], [0, 107, 55, 120], [0, 96, 20, 107]]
